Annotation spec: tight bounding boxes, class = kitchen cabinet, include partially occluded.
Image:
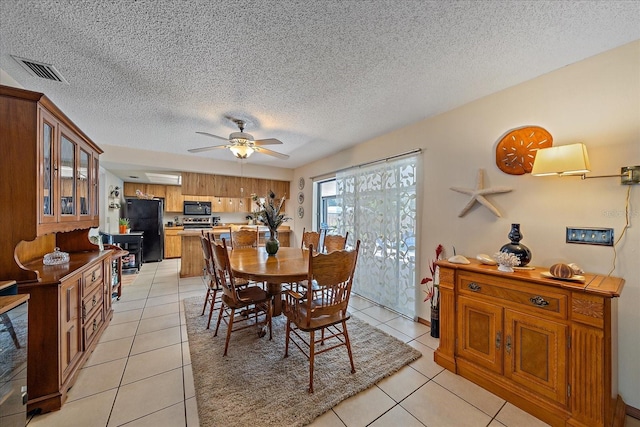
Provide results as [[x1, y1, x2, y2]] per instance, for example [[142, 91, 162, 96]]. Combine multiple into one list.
[[435, 260, 625, 427], [124, 178, 274, 214], [165, 185, 183, 212], [123, 183, 165, 199], [210, 197, 251, 213], [0, 85, 102, 284], [164, 227, 183, 258], [181, 171, 290, 199]]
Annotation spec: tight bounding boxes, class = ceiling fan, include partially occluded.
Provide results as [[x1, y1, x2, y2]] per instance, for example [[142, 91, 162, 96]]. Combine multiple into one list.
[[188, 119, 289, 159]]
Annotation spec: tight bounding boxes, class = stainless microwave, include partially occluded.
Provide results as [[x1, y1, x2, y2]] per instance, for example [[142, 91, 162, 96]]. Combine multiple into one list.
[[183, 201, 212, 216]]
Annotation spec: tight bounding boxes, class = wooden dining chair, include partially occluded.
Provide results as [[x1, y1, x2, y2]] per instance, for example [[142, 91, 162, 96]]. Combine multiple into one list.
[[231, 227, 259, 249], [211, 238, 272, 356], [283, 240, 361, 393], [301, 228, 322, 253], [322, 231, 349, 253], [199, 234, 224, 329]]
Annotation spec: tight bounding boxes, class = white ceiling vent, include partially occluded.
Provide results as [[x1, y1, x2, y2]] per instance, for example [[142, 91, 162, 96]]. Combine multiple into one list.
[[11, 55, 68, 84]]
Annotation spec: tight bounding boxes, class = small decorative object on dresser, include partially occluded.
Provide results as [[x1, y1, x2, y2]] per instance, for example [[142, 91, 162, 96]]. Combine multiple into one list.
[[493, 251, 520, 272], [499, 223, 532, 266]]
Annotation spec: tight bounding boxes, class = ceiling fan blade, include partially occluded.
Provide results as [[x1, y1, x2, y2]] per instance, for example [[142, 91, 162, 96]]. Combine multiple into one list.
[[253, 138, 283, 146], [196, 131, 229, 141], [188, 144, 231, 153], [253, 146, 290, 159]]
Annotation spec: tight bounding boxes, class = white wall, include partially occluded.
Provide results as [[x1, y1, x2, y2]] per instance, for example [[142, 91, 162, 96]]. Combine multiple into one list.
[[100, 167, 124, 234], [294, 41, 640, 408]]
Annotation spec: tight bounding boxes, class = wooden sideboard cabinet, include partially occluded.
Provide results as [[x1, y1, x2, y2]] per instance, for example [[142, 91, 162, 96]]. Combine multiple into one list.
[[17, 248, 113, 414], [434, 260, 625, 427]]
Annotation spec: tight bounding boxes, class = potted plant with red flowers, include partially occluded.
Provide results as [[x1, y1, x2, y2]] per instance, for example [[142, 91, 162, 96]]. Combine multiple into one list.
[[422, 244, 444, 338]]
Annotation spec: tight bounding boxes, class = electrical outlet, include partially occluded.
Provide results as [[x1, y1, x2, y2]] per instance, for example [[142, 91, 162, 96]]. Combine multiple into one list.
[[566, 227, 614, 246]]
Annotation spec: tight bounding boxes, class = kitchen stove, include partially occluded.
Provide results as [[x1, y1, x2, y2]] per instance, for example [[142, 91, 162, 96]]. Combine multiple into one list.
[[182, 216, 220, 229]]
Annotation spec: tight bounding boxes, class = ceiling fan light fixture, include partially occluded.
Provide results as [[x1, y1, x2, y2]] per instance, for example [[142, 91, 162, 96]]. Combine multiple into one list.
[[229, 145, 254, 159]]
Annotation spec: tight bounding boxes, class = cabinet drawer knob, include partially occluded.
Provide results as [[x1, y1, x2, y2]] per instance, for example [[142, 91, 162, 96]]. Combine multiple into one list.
[[530, 296, 549, 307], [92, 295, 97, 306], [467, 282, 481, 292], [496, 331, 501, 349], [506, 335, 512, 354]]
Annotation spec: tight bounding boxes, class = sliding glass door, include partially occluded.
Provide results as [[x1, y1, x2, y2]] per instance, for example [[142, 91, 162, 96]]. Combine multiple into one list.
[[335, 154, 419, 318]]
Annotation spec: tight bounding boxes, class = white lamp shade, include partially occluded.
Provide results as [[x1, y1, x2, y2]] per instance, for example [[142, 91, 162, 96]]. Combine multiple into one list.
[[229, 145, 254, 159], [531, 143, 591, 176]]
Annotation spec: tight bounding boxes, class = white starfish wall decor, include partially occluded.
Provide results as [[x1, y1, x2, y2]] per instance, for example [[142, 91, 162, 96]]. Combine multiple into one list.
[[450, 169, 513, 217]]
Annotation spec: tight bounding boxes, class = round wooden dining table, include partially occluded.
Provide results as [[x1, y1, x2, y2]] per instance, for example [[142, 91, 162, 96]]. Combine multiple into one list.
[[228, 247, 309, 316]]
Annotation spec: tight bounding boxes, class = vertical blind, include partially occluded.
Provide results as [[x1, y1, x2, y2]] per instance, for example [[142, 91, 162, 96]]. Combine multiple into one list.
[[336, 154, 419, 318]]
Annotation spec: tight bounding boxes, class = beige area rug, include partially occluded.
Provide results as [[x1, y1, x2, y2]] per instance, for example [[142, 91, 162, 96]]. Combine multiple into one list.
[[183, 296, 422, 427]]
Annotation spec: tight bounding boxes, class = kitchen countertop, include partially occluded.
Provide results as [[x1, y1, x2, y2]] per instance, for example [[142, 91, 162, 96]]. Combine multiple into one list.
[[178, 225, 290, 236]]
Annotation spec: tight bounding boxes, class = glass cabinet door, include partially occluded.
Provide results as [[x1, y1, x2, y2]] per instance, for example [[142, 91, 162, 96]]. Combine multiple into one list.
[[42, 120, 55, 219], [93, 156, 100, 219], [78, 148, 90, 216], [60, 133, 76, 217]]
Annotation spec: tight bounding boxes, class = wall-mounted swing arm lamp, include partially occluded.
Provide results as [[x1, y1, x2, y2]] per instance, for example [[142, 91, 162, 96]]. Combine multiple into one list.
[[531, 143, 639, 185]]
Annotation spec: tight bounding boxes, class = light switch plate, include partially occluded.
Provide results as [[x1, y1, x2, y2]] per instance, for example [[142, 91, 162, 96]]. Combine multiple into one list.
[[566, 227, 614, 246]]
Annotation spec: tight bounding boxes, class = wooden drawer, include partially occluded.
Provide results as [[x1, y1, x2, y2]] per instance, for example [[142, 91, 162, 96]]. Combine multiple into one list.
[[82, 263, 103, 294], [82, 284, 103, 322], [458, 273, 568, 320], [83, 305, 105, 347]]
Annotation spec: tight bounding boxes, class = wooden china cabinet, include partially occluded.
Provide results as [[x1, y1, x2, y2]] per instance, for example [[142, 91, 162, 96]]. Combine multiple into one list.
[[0, 85, 112, 413], [434, 259, 626, 427]]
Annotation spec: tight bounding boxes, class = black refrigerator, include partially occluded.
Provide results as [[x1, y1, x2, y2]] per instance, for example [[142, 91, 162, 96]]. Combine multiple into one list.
[[123, 198, 164, 262]]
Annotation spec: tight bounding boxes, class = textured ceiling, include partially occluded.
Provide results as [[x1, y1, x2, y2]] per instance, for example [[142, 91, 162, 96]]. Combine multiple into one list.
[[1, 0, 639, 172]]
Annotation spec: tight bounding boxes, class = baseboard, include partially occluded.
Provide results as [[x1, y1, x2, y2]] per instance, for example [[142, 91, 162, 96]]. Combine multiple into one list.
[[417, 316, 430, 327], [628, 404, 640, 420]]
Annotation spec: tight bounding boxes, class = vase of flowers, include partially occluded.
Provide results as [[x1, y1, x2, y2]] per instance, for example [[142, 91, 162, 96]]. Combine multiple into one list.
[[252, 190, 290, 256], [422, 244, 444, 338]]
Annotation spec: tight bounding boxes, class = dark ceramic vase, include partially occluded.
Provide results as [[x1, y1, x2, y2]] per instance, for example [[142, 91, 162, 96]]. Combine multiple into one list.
[[430, 307, 440, 338], [265, 230, 279, 256], [499, 223, 532, 266]]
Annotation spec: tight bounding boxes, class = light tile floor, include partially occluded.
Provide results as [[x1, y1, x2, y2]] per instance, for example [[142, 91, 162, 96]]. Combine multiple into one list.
[[26, 259, 638, 426]]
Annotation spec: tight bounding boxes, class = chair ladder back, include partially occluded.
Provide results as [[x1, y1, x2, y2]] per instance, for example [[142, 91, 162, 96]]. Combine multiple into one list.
[[209, 238, 240, 303], [301, 228, 322, 253], [323, 231, 348, 253], [231, 228, 259, 249], [304, 241, 360, 324]]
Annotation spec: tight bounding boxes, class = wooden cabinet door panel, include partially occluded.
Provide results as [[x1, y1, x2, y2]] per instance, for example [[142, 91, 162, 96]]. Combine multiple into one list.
[[457, 295, 503, 374], [60, 274, 82, 381], [165, 185, 183, 212], [505, 309, 568, 405], [123, 182, 138, 197], [164, 232, 181, 258]]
